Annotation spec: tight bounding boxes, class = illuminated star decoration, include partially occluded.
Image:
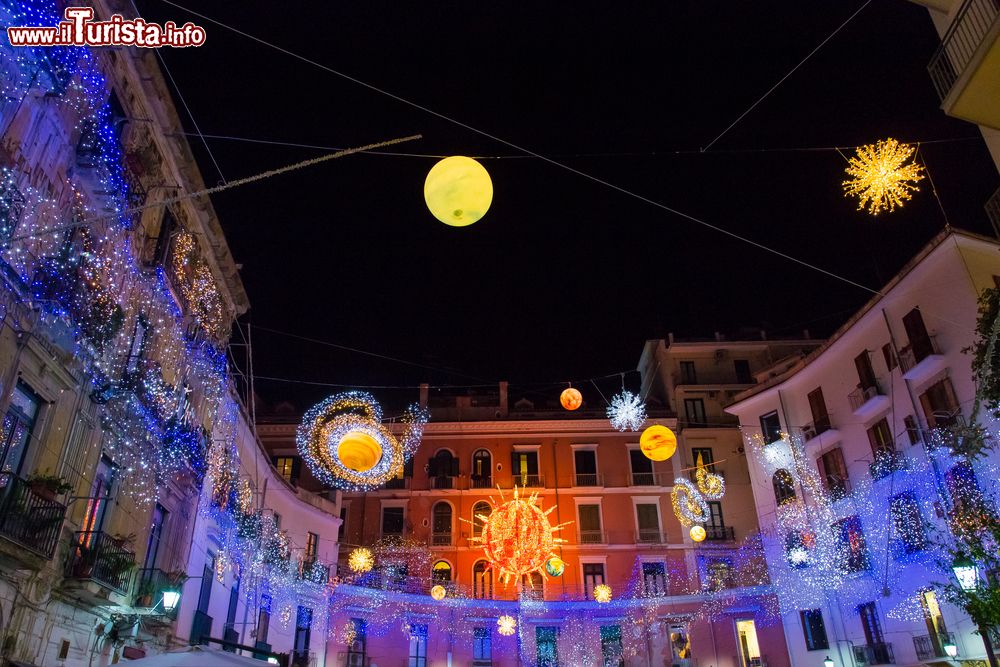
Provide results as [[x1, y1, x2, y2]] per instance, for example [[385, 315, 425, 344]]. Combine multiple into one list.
[[348, 547, 374, 574], [593, 583, 613, 603], [468, 487, 571, 587], [842, 138, 924, 216], [497, 615, 517, 636], [607, 390, 647, 432]]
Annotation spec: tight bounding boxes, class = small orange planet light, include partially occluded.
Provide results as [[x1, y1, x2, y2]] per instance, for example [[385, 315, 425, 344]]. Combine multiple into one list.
[[560, 387, 583, 411], [430, 584, 447, 601], [639, 424, 677, 461], [690, 525, 707, 542]]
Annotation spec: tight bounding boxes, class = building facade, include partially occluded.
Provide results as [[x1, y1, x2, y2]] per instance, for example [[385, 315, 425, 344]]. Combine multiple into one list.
[[725, 229, 1000, 667]]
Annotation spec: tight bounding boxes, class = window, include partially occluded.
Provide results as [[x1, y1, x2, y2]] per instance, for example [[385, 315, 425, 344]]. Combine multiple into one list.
[[274, 456, 297, 483], [578, 504, 602, 543], [511, 450, 539, 485], [684, 398, 707, 426], [800, 609, 829, 650], [834, 516, 868, 573], [679, 361, 697, 384], [304, 532, 318, 563], [152, 209, 177, 267], [473, 560, 493, 599], [628, 449, 654, 485], [0, 176, 26, 244], [536, 627, 560, 667], [858, 601, 885, 645], [0, 383, 40, 475], [125, 316, 149, 375], [855, 351, 877, 391], [881, 343, 897, 372], [904, 415, 921, 445], [257, 594, 271, 644], [920, 378, 959, 428], [346, 618, 366, 667], [142, 504, 168, 571], [635, 503, 661, 542], [866, 419, 894, 457], [600, 626, 624, 667], [432, 560, 451, 584], [945, 462, 989, 533], [772, 469, 797, 505], [759, 411, 782, 444], [806, 387, 831, 434], [429, 450, 458, 487], [734, 359, 752, 384], [472, 449, 491, 487], [583, 563, 605, 597], [785, 530, 812, 568], [704, 557, 734, 590], [82, 455, 116, 536], [226, 576, 241, 635], [902, 308, 935, 364], [817, 448, 849, 499], [432, 502, 452, 544], [920, 590, 948, 648], [890, 493, 925, 554], [642, 562, 667, 596], [293, 606, 312, 667], [574, 449, 598, 486], [736, 619, 762, 667], [473, 627, 492, 666], [706, 501, 725, 529], [472, 501, 491, 538], [691, 447, 714, 470], [381, 506, 404, 537], [408, 623, 428, 667]]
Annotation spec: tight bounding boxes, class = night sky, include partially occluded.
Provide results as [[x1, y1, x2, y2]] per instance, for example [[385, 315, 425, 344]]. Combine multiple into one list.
[[136, 1, 998, 411]]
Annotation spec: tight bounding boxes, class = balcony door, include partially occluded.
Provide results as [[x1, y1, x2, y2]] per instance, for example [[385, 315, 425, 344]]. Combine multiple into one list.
[[684, 399, 706, 426], [920, 590, 948, 656], [859, 601, 884, 645], [82, 455, 116, 539], [142, 503, 168, 571], [854, 352, 877, 391], [807, 387, 830, 433], [512, 451, 538, 485], [735, 619, 762, 667], [0, 383, 39, 476], [903, 308, 933, 361]]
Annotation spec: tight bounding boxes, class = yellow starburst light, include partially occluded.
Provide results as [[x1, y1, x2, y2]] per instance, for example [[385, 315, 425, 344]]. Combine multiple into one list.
[[842, 138, 924, 216], [348, 547, 374, 573], [497, 614, 517, 636]]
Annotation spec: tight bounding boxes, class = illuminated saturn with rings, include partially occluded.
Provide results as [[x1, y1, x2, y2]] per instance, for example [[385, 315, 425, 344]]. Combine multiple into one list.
[[296, 391, 429, 491]]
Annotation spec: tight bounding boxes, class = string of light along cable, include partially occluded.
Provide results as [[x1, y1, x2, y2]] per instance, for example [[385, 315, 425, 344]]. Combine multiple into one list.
[[155, 0, 884, 299]]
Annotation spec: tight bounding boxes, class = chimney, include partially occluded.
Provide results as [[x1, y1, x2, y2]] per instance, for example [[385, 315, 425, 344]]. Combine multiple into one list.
[[419, 383, 429, 408], [499, 381, 509, 416]]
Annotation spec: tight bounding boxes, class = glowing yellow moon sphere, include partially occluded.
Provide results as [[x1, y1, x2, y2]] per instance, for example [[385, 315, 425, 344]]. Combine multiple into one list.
[[337, 431, 382, 472], [690, 525, 707, 542], [424, 156, 493, 227], [430, 585, 447, 601], [639, 425, 677, 461], [560, 387, 583, 411]]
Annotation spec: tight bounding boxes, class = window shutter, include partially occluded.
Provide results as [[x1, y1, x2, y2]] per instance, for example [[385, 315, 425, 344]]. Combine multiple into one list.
[[428, 457, 438, 477], [451, 457, 459, 477]]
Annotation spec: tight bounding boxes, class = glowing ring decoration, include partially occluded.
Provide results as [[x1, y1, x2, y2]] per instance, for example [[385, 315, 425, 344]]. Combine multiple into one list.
[[671, 478, 709, 527], [696, 467, 726, 500], [297, 391, 430, 491]]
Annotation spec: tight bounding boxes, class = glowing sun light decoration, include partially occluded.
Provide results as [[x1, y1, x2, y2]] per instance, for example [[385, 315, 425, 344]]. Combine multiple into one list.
[[424, 156, 493, 226], [469, 487, 571, 586], [348, 547, 374, 574], [690, 525, 707, 542], [497, 615, 517, 636], [593, 583, 612, 603], [430, 584, 447, 601], [297, 391, 429, 491], [607, 390, 647, 431], [842, 138, 924, 216]]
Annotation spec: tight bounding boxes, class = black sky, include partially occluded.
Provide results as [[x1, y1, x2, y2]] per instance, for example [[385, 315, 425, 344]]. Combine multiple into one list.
[[136, 1, 998, 410]]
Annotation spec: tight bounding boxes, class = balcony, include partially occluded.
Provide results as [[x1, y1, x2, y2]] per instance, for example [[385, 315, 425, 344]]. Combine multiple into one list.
[[870, 451, 907, 481], [65, 531, 136, 594], [854, 642, 895, 665], [190, 610, 213, 646], [431, 532, 452, 546], [579, 530, 604, 544], [430, 476, 457, 490], [927, 0, 1000, 130], [900, 334, 945, 383], [134, 568, 183, 619], [508, 474, 544, 488], [849, 385, 891, 419], [384, 477, 409, 490], [297, 559, 330, 584], [705, 525, 736, 541], [913, 632, 957, 661], [0, 473, 67, 559], [629, 472, 668, 487], [636, 529, 663, 544], [574, 473, 602, 487], [469, 476, 493, 489]]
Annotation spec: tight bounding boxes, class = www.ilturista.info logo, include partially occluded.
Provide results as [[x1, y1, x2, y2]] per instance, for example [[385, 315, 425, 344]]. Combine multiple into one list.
[[6, 7, 206, 48]]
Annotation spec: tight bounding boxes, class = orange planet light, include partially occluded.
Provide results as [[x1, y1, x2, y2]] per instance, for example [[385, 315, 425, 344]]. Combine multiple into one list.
[[430, 585, 446, 601], [337, 431, 382, 472], [690, 525, 707, 542], [560, 387, 583, 411], [639, 424, 677, 461]]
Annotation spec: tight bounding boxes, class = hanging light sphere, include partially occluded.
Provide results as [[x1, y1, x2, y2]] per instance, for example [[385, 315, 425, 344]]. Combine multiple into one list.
[[424, 156, 493, 227], [430, 584, 447, 601], [497, 614, 517, 636], [560, 387, 583, 411], [690, 525, 707, 542], [476, 488, 565, 583], [337, 431, 382, 472], [639, 425, 677, 461], [348, 547, 374, 573], [545, 556, 565, 577], [593, 583, 613, 603]]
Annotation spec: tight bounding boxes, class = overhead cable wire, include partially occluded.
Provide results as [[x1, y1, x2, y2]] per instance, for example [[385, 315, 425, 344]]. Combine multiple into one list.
[[154, 0, 883, 298]]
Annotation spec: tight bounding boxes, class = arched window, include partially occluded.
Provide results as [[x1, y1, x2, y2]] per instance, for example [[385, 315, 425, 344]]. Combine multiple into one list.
[[472, 501, 491, 538], [472, 449, 492, 488], [432, 560, 452, 584], [432, 502, 452, 545], [473, 560, 493, 599], [772, 469, 797, 505], [430, 450, 457, 489]]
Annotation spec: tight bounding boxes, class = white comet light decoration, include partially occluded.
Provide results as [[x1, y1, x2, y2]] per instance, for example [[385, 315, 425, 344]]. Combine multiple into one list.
[[607, 390, 647, 432]]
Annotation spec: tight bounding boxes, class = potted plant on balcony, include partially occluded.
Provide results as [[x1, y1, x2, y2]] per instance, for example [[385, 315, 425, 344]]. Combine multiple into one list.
[[26, 471, 72, 501]]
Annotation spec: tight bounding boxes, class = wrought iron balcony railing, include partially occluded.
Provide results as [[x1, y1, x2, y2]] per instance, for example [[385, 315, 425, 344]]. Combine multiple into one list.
[[855, 642, 894, 665], [430, 476, 457, 490], [574, 473, 601, 487], [134, 568, 182, 618], [579, 530, 604, 544], [849, 385, 882, 412], [508, 474, 543, 488], [899, 334, 941, 372], [704, 525, 735, 541], [869, 450, 906, 481], [913, 632, 956, 660], [469, 476, 493, 489], [384, 476, 409, 490], [928, 0, 1000, 99], [431, 532, 452, 546], [65, 531, 136, 593], [190, 610, 213, 645], [636, 529, 662, 544], [0, 472, 66, 559]]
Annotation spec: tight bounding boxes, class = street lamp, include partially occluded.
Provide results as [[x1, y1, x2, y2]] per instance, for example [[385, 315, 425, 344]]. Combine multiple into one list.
[[823, 656, 835, 667], [952, 553, 979, 591], [944, 642, 958, 658], [162, 587, 181, 613]]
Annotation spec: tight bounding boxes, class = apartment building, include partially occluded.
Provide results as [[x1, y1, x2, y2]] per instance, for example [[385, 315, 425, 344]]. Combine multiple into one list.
[[725, 229, 1000, 667]]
